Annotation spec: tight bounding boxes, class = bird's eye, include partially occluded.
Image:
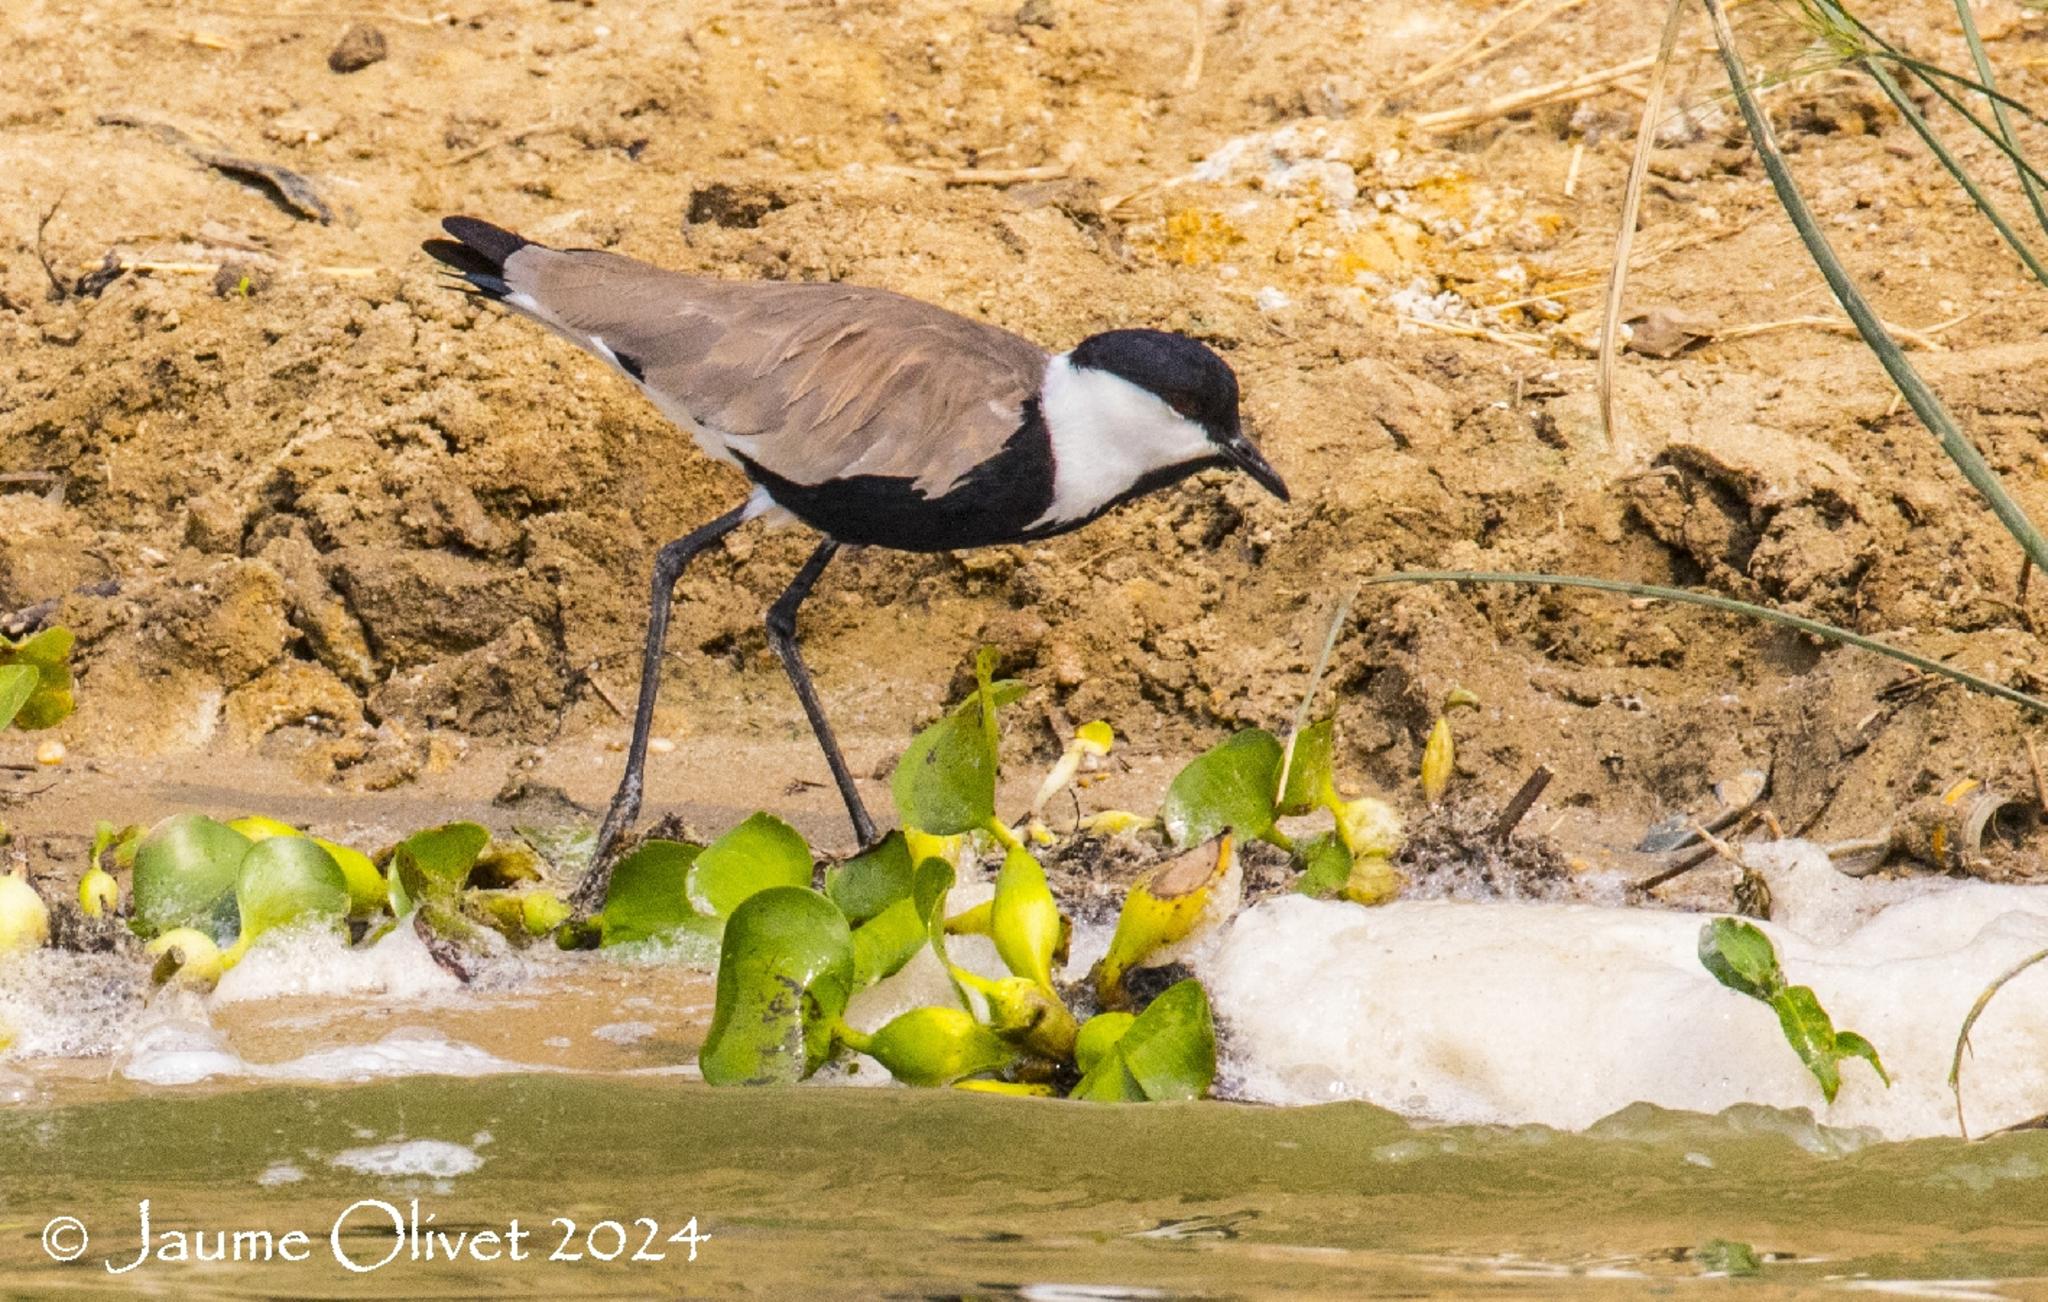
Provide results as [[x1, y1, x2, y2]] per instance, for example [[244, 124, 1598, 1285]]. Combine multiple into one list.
[[1167, 396, 1200, 421]]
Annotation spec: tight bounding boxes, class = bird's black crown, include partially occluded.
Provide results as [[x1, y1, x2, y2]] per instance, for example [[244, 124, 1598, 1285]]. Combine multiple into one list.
[[1070, 329, 1241, 443]]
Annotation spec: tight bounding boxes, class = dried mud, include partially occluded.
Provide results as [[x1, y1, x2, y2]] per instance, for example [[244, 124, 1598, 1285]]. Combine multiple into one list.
[[9, 0, 2048, 898]]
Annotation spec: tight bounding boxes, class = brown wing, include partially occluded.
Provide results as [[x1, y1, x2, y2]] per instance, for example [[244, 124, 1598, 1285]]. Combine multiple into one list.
[[495, 245, 1048, 495]]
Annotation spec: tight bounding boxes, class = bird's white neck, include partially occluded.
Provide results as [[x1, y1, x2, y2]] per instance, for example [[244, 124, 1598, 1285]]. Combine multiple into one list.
[[1032, 353, 1216, 529]]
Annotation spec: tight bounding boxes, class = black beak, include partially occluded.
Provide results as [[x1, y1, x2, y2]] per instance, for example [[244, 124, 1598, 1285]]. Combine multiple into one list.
[[1221, 433, 1290, 502]]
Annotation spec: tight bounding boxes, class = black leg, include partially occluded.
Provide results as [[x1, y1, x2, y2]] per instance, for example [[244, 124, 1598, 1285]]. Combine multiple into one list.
[[766, 540, 879, 849], [574, 502, 752, 913]]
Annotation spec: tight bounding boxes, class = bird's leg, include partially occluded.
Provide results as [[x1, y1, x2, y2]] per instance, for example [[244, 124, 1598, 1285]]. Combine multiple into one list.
[[574, 502, 753, 914], [765, 539, 879, 849]]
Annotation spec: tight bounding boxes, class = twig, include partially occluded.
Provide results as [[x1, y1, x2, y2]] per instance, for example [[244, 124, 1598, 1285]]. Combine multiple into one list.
[[1597, 0, 1689, 459], [1179, 0, 1208, 93], [581, 665, 629, 720], [1563, 141, 1585, 198], [2026, 736, 2048, 815], [1491, 765, 1554, 842], [1274, 583, 1358, 804], [445, 120, 568, 167], [1404, 0, 1592, 92], [1711, 310, 1973, 352], [1412, 51, 1689, 134], [1393, 313, 1547, 352], [875, 161, 1075, 187], [1949, 947, 2048, 1141], [1365, 570, 2048, 717], [2020, 558, 2037, 634]]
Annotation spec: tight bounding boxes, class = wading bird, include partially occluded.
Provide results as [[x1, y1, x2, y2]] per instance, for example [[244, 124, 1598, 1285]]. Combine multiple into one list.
[[425, 216, 1289, 907]]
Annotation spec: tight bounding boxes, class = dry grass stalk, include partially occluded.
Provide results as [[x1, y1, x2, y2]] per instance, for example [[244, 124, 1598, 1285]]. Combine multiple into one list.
[[1412, 50, 1689, 134]]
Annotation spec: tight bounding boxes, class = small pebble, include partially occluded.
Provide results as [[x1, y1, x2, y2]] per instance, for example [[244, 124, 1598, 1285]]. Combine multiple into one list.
[[327, 23, 387, 73], [648, 737, 676, 755], [34, 740, 65, 767]]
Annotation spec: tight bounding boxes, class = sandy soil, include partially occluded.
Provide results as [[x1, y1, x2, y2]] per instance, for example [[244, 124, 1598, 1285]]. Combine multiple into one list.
[[8, 0, 2048, 897]]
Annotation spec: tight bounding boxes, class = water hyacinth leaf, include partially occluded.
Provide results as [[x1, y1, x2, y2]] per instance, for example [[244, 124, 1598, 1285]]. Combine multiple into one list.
[[1344, 853, 1403, 906], [90, 821, 141, 873], [144, 927, 224, 990], [984, 976, 1080, 1060], [891, 655, 1027, 835], [1095, 835, 1239, 1005], [912, 856, 977, 1011], [0, 664, 35, 730], [851, 894, 929, 988], [992, 846, 1062, 992], [599, 839, 704, 947], [391, 821, 490, 909], [844, 1005, 1014, 1087], [312, 838, 386, 917], [1160, 729, 1283, 847], [956, 1079, 1055, 1097], [700, 887, 855, 1086], [78, 866, 119, 918], [472, 841, 543, 889], [1699, 917, 1784, 1001], [1074, 1011, 1137, 1076], [825, 830, 915, 925], [1071, 979, 1217, 1103], [687, 812, 812, 918], [1420, 717, 1454, 803], [0, 627, 75, 730], [1293, 831, 1351, 898], [131, 814, 252, 939], [1334, 797, 1403, 858], [226, 814, 299, 842], [0, 866, 49, 953], [232, 835, 350, 947], [1279, 719, 1335, 816]]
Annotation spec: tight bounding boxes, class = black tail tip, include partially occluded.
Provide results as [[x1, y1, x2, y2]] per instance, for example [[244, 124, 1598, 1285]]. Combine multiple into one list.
[[423, 216, 533, 298], [439, 215, 533, 269]]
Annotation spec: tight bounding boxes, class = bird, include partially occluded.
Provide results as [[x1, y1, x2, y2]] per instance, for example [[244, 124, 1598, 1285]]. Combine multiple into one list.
[[423, 215, 1289, 909]]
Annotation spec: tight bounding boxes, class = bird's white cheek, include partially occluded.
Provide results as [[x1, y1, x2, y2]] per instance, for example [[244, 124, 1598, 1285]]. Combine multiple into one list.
[[1035, 357, 1215, 526]]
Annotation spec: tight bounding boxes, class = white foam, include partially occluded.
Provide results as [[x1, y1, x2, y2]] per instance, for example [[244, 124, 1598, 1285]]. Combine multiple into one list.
[[212, 919, 464, 1005], [1203, 843, 2048, 1139], [330, 1139, 483, 1179]]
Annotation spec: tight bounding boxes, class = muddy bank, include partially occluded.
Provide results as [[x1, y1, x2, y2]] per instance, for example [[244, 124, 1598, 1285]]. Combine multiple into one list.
[[8, 0, 2048, 882]]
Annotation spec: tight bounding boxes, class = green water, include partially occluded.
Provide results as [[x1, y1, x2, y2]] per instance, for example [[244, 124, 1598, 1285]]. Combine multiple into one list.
[[4, 1079, 2048, 1297]]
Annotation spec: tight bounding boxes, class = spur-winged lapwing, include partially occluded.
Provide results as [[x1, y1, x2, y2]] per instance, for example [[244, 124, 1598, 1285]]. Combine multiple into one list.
[[424, 215, 1289, 906]]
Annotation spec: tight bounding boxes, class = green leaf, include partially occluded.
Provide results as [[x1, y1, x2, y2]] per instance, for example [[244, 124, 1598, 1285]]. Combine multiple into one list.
[[599, 839, 705, 947], [1293, 831, 1352, 898], [1279, 719, 1335, 816], [912, 856, 976, 1010], [0, 665, 35, 730], [1698, 918, 1888, 1103], [848, 1005, 1014, 1086], [391, 821, 490, 912], [0, 627, 75, 731], [851, 894, 929, 988], [700, 887, 855, 1086], [1074, 1011, 1137, 1076], [1698, 917, 1784, 1001], [992, 846, 1062, 992], [890, 656, 1027, 835], [824, 830, 915, 925], [1095, 836, 1237, 1005], [131, 814, 252, 940], [1071, 978, 1217, 1102], [233, 836, 351, 942], [688, 812, 812, 918], [1160, 729, 1284, 848]]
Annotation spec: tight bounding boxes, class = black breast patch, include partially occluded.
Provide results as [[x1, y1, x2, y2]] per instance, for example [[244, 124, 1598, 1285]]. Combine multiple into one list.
[[736, 402, 1061, 552]]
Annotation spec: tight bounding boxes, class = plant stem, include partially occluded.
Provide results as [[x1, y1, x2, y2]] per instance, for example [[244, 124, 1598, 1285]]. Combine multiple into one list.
[[1703, 0, 2048, 579], [1856, 56, 2048, 289], [1947, 946, 2048, 1140], [1950, 0, 2048, 238], [1597, 0, 1691, 453], [1365, 570, 2048, 715]]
